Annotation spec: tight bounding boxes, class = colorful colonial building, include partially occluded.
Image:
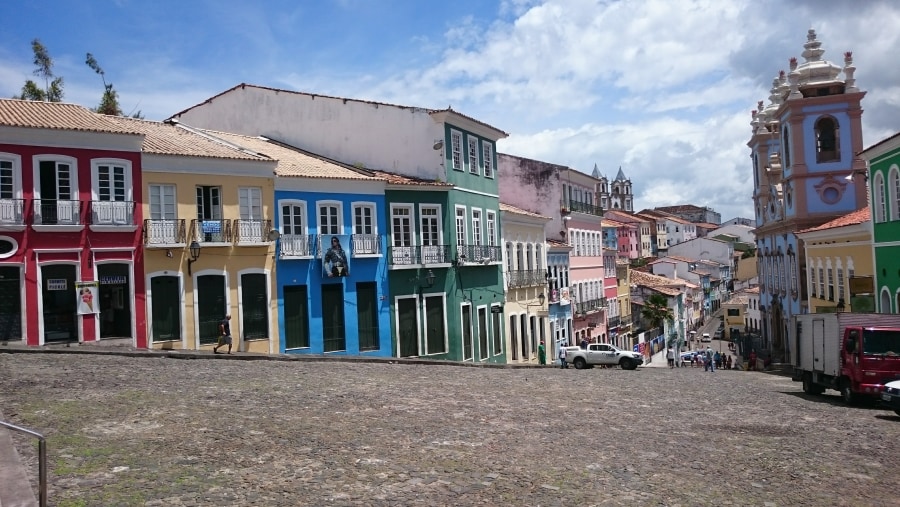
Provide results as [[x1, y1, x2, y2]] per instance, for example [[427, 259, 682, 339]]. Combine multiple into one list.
[[859, 132, 900, 312], [0, 99, 147, 347]]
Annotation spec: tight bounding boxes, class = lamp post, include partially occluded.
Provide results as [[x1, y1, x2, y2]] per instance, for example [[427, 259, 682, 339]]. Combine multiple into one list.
[[187, 240, 201, 276]]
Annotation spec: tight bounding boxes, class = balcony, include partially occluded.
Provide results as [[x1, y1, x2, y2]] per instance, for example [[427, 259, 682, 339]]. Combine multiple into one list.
[[564, 200, 604, 217], [143, 219, 186, 246], [233, 219, 273, 245], [351, 234, 382, 257], [90, 200, 136, 230], [191, 219, 233, 244], [422, 245, 450, 265], [280, 234, 316, 258], [389, 245, 421, 267], [33, 199, 82, 228], [0, 198, 25, 230], [508, 269, 546, 288], [456, 244, 501, 265], [607, 315, 621, 328], [575, 298, 606, 315]]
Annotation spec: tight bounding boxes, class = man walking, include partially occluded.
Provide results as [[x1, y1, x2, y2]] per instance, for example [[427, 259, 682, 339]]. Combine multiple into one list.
[[538, 340, 547, 365], [558, 342, 568, 369], [666, 347, 675, 368], [213, 314, 233, 354]]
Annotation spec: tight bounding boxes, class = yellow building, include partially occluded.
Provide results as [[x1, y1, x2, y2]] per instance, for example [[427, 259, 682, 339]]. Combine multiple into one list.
[[615, 260, 633, 348], [796, 208, 872, 314], [124, 118, 279, 352]]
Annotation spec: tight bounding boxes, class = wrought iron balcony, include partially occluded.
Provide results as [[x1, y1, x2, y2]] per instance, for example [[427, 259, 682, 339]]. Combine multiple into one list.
[[191, 219, 233, 244], [279, 234, 316, 257], [564, 200, 604, 217], [33, 199, 82, 225], [456, 244, 501, 265], [90, 200, 135, 226], [389, 245, 421, 266], [233, 219, 273, 244], [422, 245, 450, 264], [351, 234, 382, 256], [607, 315, 621, 328], [575, 298, 606, 315], [508, 269, 546, 288], [143, 219, 186, 245], [0, 198, 25, 226]]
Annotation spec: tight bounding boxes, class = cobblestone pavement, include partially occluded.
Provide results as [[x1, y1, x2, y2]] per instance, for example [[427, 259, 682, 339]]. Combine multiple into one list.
[[2, 351, 899, 507]]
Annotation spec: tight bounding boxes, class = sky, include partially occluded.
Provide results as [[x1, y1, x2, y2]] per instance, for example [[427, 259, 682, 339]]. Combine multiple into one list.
[[2, 0, 899, 222]]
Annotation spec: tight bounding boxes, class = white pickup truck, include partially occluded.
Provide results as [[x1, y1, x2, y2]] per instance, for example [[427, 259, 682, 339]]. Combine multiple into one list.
[[565, 343, 644, 370]]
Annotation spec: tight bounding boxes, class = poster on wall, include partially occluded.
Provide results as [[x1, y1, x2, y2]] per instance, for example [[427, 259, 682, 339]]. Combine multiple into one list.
[[322, 235, 350, 278], [75, 281, 100, 315], [559, 287, 571, 306]]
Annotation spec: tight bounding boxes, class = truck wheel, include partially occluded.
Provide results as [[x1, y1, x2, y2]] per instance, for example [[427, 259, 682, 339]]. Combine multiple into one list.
[[802, 375, 820, 395], [573, 358, 587, 370], [840, 381, 856, 405], [619, 358, 634, 370]]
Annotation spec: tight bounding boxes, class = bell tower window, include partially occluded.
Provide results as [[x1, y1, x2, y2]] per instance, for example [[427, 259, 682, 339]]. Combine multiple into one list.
[[815, 116, 840, 163]]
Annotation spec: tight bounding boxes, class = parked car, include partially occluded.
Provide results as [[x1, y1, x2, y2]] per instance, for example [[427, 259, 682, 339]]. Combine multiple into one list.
[[700, 333, 711, 343], [565, 343, 643, 370], [881, 379, 900, 417]]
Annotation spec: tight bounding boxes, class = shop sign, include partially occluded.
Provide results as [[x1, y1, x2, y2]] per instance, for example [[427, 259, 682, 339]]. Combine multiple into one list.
[[100, 276, 127, 285], [47, 279, 67, 291]]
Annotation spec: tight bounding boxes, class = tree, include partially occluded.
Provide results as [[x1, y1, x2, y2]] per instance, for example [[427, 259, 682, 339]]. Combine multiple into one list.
[[16, 39, 63, 102], [85, 53, 142, 118], [641, 292, 673, 331]]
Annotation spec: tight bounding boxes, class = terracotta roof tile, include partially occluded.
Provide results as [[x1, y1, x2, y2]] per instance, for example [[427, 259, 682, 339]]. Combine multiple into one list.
[[630, 270, 683, 296], [0, 99, 141, 135], [101, 117, 267, 160], [369, 170, 453, 187], [798, 207, 870, 233], [202, 129, 381, 180], [500, 202, 550, 219]]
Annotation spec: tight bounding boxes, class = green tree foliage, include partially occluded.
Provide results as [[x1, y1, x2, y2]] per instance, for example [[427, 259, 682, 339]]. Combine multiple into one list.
[[85, 53, 144, 119], [16, 39, 63, 101], [641, 293, 673, 331]]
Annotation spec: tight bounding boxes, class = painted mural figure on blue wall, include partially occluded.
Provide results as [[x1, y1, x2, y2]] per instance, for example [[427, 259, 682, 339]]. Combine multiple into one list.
[[324, 236, 349, 277]]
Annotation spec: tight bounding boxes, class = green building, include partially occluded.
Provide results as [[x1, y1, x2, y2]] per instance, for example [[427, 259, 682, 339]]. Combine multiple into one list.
[[860, 132, 900, 312]]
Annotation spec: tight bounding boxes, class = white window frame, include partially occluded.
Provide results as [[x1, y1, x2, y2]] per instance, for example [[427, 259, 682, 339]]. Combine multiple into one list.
[[455, 206, 467, 247], [471, 208, 483, 246], [890, 165, 900, 221], [486, 210, 497, 247], [238, 187, 263, 220], [467, 136, 479, 174], [450, 130, 463, 171], [32, 154, 78, 201], [419, 204, 442, 246], [91, 158, 132, 202], [390, 204, 414, 247], [875, 173, 887, 223], [0, 153, 22, 200], [316, 200, 343, 235], [279, 199, 307, 235], [482, 141, 494, 179], [351, 201, 377, 235]]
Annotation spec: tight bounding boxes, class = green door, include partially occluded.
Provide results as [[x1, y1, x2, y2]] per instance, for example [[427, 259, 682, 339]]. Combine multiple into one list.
[[397, 297, 418, 357], [321, 284, 345, 352], [462, 305, 473, 360], [356, 282, 379, 351], [0, 266, 21, 340], [150, 275, 180, 342], [196, 274, 226, 345], [283, 285, 309, 349], [241, 273, 268, 340]]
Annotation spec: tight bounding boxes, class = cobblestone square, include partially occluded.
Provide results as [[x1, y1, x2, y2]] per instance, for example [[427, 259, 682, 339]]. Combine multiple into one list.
[[2, 352, 898, 506]]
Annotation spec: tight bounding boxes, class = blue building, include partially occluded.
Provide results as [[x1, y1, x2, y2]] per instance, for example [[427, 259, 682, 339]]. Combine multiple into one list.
[[213, 132, 392, 356]]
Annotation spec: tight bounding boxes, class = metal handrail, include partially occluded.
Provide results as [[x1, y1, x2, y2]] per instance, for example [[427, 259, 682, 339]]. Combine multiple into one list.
[[0, 420, 46, 506]]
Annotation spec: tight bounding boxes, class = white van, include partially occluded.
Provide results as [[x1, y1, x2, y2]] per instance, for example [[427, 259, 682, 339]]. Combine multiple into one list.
[[701, 333, 711, 343]]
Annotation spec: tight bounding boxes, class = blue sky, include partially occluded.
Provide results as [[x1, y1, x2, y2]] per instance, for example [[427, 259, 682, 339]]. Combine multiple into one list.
[[2, 0, 900, 221]]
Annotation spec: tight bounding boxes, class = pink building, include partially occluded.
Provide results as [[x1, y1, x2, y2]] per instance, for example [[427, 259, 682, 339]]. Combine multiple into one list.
[[0, 100, 147, 347]]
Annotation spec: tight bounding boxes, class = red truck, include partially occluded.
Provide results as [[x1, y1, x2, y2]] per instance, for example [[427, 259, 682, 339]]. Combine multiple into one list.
[[792, 313, 900, 403]]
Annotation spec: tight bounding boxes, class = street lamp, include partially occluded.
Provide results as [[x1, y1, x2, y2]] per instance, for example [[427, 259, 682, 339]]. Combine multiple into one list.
[[187, 240, 201, 276], [538, 292, 545, 306]]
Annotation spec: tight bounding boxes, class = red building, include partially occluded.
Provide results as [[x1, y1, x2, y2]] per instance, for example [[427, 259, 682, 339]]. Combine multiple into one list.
[[0, 99, 147, 347]]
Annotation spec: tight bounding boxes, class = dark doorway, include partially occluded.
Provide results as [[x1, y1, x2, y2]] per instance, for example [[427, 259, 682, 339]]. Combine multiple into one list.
[[240, 273, 268, 341], [0, 266, 22, 340], [397, 297, 418, 357], [356, 282, 379, 351], [321, 284, 345, 352], [150, 275, 180, 342], [462, 305, 473, 360], [98, 264, 132, 339], [283, 285, 309, 349], [196, 274, 226, 345], [41, 264, 77, 342]]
